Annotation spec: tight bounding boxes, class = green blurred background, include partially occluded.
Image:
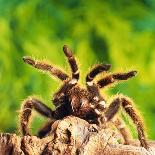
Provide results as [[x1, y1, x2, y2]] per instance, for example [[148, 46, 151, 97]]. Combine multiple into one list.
[[0, 0, 155, 139]]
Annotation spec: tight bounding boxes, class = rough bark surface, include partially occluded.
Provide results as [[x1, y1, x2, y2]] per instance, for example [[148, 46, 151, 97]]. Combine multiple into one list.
[[0, 116, 155, 155]]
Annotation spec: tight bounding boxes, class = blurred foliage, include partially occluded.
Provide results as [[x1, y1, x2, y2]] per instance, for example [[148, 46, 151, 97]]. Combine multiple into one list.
[[0, 0, 155, 139]]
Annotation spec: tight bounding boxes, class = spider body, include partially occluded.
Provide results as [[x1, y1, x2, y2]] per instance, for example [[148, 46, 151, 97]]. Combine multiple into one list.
[[53, 84, 102, 121], [20, 45, 148, 150]]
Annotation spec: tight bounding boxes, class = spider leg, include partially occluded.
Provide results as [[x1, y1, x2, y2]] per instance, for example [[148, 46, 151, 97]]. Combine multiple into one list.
[[37, 120, 55, 138], [63, 45, 79, 82], [86, 64, 111, 96], [20, 97, 54, 136], [23, 56, 69, 81], [86, 64, 111, 83], [97, 71, 137, 88], [113, 117, 131, 145], [102, 95, 148, 149]]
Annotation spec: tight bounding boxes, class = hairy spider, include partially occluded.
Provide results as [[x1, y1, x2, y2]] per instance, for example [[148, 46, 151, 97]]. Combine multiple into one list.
[[20, 45, 148, 149]]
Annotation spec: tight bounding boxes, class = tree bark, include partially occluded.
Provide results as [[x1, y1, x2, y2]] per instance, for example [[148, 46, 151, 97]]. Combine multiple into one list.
[[0, 116, 155, 155]]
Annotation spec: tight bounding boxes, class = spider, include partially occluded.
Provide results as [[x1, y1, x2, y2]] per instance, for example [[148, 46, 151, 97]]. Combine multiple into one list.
[[20, 45, 148, 150]]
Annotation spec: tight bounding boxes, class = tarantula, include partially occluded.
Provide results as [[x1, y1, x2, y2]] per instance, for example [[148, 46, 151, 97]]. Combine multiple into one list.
[[20, 45, 148, 149]]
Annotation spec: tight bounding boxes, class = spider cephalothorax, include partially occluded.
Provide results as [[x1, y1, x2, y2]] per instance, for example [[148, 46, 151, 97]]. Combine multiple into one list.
[[20, 45, 148, 149]]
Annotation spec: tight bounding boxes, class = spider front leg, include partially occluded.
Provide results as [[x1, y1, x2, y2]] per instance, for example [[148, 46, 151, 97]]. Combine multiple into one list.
[[86, 64, 111, 97], [23, 57, 69, 81], [63, 45, 79, 81], [101, 95, 148, 149], [97, 71, 137, 88], [19, 97, 54, 136]]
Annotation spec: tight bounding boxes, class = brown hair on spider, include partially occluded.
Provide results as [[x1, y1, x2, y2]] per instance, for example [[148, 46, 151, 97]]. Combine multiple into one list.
[[20, 45, 148, 150]]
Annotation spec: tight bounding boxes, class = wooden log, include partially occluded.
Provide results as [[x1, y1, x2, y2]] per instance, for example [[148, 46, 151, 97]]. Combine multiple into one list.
[[0, 116, 155, 155]]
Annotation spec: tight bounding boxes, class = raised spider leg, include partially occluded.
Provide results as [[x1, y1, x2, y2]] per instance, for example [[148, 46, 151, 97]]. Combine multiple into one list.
[[101, 95, 148, 149], [86, 64, 111, 83], [63, 45, 79, 82], [97, 71, 137, 88], [86, 64, 111, 96], [20, 97, 54, 136], [23, 57, 69, 81]]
